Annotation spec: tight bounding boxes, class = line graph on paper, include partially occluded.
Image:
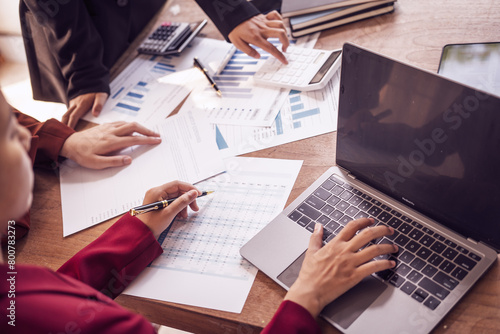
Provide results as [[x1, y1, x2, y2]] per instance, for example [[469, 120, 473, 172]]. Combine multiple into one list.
[[151, 173, 291, 280]]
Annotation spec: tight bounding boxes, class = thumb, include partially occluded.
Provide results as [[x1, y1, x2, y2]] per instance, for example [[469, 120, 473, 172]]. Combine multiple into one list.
[[166, 190, 199, 217], [308, 223, 324, 253], [92, 93, 108, 117]]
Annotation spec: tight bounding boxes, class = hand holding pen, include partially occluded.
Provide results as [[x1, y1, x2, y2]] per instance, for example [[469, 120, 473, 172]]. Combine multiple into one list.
[[132, 181, 208, 238], [130, 190, 214, 216]]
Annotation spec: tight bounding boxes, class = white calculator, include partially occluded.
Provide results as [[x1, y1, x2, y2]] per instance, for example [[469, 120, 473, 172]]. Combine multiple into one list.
[[253, 46, 342, 91]]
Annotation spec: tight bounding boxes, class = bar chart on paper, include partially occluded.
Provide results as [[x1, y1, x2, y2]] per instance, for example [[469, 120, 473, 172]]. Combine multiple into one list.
[[83, 37, 232, 125], [180, 38, 292, 127], [124, 157, 303, 313], [112, 81, 149, 116], [214, 72, 340, 158]]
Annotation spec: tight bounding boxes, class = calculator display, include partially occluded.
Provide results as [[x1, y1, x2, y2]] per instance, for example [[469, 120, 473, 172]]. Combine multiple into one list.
[[309, 50, 342, 84]]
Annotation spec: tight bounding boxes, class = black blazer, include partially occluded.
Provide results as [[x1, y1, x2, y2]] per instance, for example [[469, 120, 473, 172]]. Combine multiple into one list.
[[20, 0, 267, 105]]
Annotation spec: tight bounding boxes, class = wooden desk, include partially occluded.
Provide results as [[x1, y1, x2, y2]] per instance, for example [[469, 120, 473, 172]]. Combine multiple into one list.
[[15, 0, 500, 333]]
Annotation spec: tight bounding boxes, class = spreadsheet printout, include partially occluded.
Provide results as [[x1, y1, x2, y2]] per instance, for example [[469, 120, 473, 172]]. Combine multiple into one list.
[[124, 157, 303, 313]]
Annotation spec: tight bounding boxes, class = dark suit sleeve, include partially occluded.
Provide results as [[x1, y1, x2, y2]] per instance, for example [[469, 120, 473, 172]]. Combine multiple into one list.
[[21, 0, 110, 102], [195, 0, 261, 40], [57, 215, 163, 299]]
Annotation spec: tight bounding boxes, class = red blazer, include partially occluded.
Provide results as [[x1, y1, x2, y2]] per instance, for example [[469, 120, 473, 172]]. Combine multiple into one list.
[[8, 111, 74, 241], [0, 214, 320, 333]]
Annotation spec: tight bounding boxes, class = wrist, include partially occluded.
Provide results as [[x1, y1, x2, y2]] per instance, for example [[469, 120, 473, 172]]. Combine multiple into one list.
[[59, 133, 75, 159], [284, 283, 323, 318]]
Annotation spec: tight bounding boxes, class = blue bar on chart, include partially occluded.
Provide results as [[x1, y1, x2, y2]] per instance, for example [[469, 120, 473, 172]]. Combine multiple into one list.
[[112, 81, 149, 116], [148, 55, 177, 75], [292, 108, 320, 120], [287, 90, 322, 127], [212, 39, 286, 99], [275, 111, 284, 135], [215, 125, 229, 150]]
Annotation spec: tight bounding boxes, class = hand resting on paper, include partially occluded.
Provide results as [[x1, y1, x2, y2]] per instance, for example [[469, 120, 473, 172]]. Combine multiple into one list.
[[284, 218, 397, 318], [60, 121, 162, 169], [62, 92, 109, 129], [228, 10, 290, 65], [135, 181, 202, 239]]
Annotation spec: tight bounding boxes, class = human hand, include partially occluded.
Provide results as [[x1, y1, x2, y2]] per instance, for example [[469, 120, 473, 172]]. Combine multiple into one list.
[[228, 10, 290, 65], [284, 218, 397, 318], [136, 181, 201, 238], [63, 92, 109, 129], [60, 121, 161, 169]]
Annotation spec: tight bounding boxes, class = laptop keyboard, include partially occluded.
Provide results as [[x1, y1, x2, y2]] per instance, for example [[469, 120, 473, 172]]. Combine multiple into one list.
[[288, 173, 483, 311]]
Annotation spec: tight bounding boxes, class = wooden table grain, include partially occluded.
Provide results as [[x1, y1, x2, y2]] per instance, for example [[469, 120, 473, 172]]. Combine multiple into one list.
[[15, 0, 500, 333]]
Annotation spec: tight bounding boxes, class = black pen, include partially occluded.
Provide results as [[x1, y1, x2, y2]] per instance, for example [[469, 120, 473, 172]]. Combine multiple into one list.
[[193, 57, 222, 97], [129, 190, 215, 216]]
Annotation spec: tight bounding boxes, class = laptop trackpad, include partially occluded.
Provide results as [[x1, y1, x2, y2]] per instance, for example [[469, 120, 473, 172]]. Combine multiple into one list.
[[277, 251, 387, 330], [322, 275, 386, 329]]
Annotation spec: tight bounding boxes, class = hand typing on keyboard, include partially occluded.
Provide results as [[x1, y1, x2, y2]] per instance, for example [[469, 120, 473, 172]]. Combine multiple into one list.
[[283, 218, 397, 318]]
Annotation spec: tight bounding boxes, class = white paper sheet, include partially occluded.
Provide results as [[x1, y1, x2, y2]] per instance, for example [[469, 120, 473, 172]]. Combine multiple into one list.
[[60, 109, 225, 236], [178, 34, 321, 127], [214, 71, 340, 158], [179, 45, 288, 127], [124, 157, 303, 313], [83, 37, 233, 125]]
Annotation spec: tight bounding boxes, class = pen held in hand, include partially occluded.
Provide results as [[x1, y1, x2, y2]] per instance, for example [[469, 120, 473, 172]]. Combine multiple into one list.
[[129, 190, 215, 216], [193, 57, 222, 97]]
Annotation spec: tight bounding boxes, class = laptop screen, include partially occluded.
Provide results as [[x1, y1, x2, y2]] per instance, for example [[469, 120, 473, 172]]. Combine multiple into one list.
[[337, 43, 500, 251]]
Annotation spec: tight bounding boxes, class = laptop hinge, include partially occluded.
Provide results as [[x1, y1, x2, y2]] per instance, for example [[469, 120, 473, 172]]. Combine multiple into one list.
[[347, 173, 356, 180]]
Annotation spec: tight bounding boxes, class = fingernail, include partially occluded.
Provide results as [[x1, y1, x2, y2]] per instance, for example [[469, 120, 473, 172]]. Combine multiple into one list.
[[390, 260, 396, 267], [314, 223, 322, 232], [388, 226, 394, 234], [123, 156, 132, 165]]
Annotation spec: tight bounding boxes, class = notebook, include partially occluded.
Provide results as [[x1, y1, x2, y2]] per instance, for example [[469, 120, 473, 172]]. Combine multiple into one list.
[[281, 0, 384, 18], [240, 43, 499, 333]]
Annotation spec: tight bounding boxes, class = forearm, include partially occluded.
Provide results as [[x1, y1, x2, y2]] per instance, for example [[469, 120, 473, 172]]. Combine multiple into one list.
[[195, 0, 260, 40], [262, 300, 321, 334], [57, 214, 163, 298], [14, 110, 74, 168]]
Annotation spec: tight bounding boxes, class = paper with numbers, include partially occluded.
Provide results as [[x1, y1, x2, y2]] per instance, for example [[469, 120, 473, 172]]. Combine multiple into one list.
[[124, 157, 302, 313]]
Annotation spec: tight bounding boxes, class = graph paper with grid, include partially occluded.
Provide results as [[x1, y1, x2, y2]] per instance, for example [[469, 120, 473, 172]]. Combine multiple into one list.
[[124, 157, 302, 312]]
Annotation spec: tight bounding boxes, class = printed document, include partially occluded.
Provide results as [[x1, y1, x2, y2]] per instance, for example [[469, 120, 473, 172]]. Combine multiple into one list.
[[60, 109, 225, 236], [83, 37, 232, 125], [124, 157, 303, 313], [214, 71, 340, 158]]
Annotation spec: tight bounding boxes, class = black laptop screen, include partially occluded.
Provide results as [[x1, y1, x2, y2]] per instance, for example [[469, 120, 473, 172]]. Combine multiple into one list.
[[337, 43, 500, 251]]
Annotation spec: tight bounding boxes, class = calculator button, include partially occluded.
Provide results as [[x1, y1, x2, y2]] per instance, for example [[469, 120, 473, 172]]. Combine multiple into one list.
[[272, 74, 283, 82]]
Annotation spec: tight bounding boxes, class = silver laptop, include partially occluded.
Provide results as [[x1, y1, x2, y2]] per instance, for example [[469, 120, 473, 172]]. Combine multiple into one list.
[[240, 43, 499, 333]]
